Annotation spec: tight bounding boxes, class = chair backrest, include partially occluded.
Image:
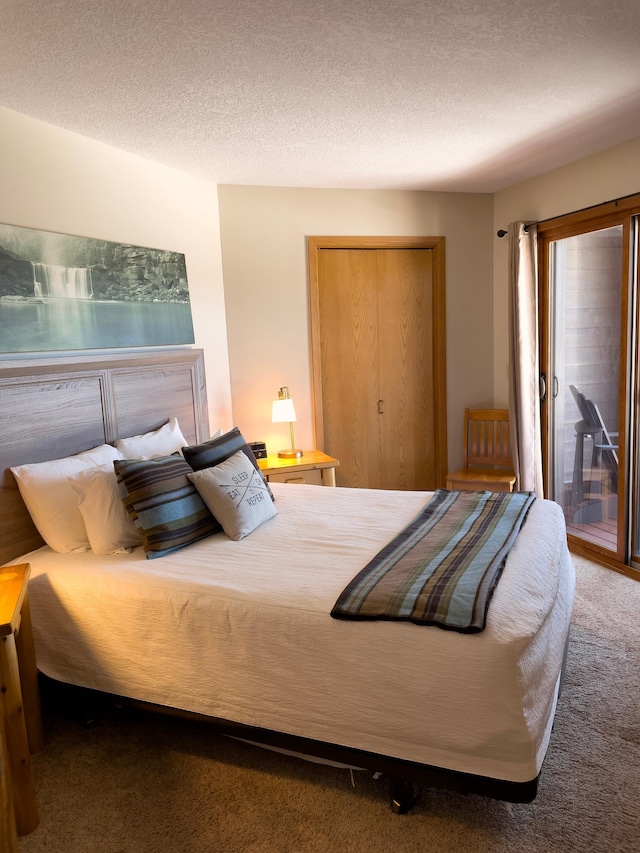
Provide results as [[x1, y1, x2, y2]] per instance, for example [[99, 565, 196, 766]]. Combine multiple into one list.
[[569, 384, 619, 466], [463, 408, 513, 469], [569, 384, 599, 431]]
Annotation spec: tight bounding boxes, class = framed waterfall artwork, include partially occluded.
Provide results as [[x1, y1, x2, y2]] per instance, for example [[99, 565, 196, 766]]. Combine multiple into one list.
[[0, 222, 195, 353]]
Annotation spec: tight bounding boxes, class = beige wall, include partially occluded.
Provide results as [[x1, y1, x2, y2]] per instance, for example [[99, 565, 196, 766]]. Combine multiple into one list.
[[0, 106, 232, 434], [8, 103, 634, 476], [218, 185, 494, 472], [493, 135, 640, 405]]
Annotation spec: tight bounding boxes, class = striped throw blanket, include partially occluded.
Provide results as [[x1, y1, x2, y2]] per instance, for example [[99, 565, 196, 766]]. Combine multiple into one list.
[[331, 489, 535, 633]]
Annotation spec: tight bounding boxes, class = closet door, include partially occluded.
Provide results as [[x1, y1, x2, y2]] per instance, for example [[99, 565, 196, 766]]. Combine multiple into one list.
[[377, 249, 435, 489], [312, 238, 445, 491], [317, 248, 382, 488]]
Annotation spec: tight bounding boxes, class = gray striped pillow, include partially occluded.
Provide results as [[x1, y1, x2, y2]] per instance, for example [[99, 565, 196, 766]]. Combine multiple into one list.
[[114, 455, 221, 558]]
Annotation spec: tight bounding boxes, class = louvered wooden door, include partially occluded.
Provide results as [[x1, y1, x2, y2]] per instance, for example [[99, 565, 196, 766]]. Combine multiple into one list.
[[312, 240, 443, 490]]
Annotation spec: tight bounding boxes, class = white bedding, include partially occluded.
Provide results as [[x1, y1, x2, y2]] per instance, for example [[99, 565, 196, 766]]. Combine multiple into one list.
[[10, 483, 575, 783]]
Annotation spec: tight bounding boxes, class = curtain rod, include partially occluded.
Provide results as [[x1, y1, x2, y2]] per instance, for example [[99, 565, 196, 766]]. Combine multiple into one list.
[[496, 225, 533, 238], [496, 192, 638, 238]]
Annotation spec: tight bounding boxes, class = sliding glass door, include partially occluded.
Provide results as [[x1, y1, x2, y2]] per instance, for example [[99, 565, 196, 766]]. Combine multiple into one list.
[[538, 197, 639, 575], [631, 221, 640, 569]]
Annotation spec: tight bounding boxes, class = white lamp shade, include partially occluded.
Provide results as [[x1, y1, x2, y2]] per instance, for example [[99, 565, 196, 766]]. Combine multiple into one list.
[[272, 397, 297, 423]]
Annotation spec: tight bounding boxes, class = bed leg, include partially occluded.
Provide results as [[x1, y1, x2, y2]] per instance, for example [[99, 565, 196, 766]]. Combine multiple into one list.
[[389, 776, 416, 814]]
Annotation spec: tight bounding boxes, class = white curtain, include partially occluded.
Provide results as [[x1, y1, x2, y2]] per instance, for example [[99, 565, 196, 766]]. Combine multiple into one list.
[[508, 222, 544, 496]]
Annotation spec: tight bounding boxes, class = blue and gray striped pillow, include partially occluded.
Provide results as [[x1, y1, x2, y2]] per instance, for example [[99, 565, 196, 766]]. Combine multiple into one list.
[[114, 454, 221, 559]]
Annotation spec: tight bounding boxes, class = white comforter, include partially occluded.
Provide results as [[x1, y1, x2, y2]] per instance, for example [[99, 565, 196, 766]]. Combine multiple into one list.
[[12, 484, 575, 783]]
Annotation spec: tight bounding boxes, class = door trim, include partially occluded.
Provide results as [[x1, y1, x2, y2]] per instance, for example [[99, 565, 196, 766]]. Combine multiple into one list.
[[308, 236, 448, 487]]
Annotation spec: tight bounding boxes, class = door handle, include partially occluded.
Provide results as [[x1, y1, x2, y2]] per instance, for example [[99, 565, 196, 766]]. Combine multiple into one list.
[[539, 374, 547, 402], [378, 400, 385, 414]]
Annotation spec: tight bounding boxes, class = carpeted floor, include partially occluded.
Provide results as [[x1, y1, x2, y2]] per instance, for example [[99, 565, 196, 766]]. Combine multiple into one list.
[[17, 557, 640, 853]]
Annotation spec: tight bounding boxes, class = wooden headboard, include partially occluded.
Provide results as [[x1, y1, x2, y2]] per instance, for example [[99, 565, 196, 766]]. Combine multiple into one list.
[[0, 349, 209, 564]]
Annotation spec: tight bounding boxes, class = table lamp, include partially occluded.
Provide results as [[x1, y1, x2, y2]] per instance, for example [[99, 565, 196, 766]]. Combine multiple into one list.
[[272, 387, 303, 458]]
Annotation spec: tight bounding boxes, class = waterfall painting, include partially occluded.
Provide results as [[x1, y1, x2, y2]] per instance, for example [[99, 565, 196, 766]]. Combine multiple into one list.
[[0, 222, 195, 353]]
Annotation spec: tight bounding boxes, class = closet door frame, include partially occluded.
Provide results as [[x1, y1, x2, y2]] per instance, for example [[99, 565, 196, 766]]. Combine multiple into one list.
[[308, 235, 448, 488]]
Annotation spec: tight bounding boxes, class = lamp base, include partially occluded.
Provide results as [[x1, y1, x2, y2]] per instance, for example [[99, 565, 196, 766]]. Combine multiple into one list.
[[278, 449, 303, 459]]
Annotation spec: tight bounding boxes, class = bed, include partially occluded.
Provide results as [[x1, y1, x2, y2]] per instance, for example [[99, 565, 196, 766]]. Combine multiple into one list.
[[0, 349, 575, 813]]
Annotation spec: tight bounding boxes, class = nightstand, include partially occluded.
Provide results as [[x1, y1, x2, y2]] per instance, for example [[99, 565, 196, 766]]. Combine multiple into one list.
[[0, 563, 44, 840], [258, 450, 339, 486]]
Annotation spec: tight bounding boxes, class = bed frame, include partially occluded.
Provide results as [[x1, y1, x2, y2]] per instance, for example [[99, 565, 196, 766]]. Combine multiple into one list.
[[0, 349, 543, 813]]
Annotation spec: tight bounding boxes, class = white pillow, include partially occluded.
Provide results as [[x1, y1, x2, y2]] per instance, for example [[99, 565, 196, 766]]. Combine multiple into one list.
[[114, 417, 187, 460], [11, 444, 123, 553], [188, 450, 276, 541], [68, 464, 142, 555]]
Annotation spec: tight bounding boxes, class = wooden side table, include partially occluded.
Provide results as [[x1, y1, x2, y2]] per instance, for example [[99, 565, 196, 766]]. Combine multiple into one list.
[[0, 563, 44, 838], [0, 721, 17, 853], [259, 450, 339, 486]]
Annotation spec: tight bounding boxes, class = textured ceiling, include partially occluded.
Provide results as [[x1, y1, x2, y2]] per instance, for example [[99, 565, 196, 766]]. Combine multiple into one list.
[[1, 0, 640, 192]]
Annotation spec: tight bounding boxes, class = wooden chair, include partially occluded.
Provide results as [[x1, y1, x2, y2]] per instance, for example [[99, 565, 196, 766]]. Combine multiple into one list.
[[446, 408, 516, 493]]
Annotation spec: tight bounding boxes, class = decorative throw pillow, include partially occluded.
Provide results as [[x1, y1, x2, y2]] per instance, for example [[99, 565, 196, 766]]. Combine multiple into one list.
[[114, 417, 187, 460], [68, 464, 142, 555], [188, 451, 276, 541], [183, 426, 274, 500], [114, 455, 221, 558], [11, 443, 123, 553]]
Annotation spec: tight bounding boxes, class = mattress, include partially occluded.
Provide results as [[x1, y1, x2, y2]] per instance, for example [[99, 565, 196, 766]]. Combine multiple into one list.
[[9, 483, 575, 783]]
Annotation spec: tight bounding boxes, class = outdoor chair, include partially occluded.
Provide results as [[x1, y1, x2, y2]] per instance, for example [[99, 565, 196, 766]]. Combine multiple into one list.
[[569, 384, 618, 510]]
